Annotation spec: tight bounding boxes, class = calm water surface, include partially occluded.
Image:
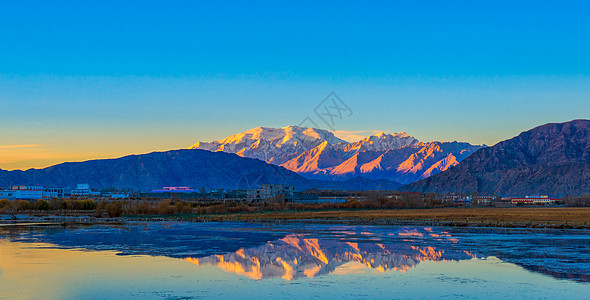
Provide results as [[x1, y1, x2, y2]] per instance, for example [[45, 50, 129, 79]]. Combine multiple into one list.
[[0, 222, 589, 299]]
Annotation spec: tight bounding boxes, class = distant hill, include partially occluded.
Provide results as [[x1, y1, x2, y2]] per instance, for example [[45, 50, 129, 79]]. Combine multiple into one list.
[[0, 149, 401, 191], [403, 120, 590, 197], [191, 125, 483, 184]]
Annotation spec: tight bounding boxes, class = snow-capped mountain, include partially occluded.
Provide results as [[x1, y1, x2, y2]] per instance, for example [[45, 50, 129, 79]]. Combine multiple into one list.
[[280, 140, 481, 184], [191, 126, 347, 165], [344, 132, 418, 152], [191, 126, 484, 184]]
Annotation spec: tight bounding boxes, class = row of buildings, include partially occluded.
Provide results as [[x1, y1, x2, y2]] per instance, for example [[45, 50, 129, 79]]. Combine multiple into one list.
[[129, 185, 567, 205], [143, 184, 302, 203], [503, 195, 560, 205], [143, 185, 362, 203], [1, 182, 562, 206], [442, 195, 561, 205], [1, 183, 305, 203], [0, 184, 129, 200]]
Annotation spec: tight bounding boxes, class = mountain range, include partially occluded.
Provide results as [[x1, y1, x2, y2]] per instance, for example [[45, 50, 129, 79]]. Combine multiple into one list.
[[3, 120, 589, 195], [404, 119, 590, 197], [0, 149, 401, 191], [191, 125, 483, 184]]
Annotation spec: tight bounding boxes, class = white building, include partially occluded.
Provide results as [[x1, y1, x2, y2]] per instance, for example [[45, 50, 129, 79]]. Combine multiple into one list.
[[71, 183, 100, 197], [102, 192, 130, 199], [0, 189, 15, 200], [509, 195, 557, 205], [10, 186, 44, 200]]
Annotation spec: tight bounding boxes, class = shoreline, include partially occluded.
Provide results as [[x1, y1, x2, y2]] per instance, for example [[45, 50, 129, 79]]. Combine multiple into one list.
[[2, 207, 589, 230], [1, 218, 587, 231]]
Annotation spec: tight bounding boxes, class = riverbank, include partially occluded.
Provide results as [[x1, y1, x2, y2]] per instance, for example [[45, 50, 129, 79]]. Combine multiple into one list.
[[2, 207, 590, 229], [129, 207, 590, 229]]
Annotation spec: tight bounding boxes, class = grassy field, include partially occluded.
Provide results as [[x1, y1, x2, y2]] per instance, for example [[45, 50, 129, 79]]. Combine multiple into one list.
[[204, 207, 590, 226]]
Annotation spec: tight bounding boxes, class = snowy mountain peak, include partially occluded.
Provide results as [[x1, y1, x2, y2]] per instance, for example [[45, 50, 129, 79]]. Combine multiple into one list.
[[190, 125, 482, 184], [347, 132, 418, 152], [190, 125, 347, 164]]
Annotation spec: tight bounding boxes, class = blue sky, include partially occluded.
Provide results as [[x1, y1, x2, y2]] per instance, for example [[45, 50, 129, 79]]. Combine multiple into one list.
[[1, 1, 590, 169]]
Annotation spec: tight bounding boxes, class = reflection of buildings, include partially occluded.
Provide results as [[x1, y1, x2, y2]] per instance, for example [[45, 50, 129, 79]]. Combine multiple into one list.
[[183, 233, 477, 280]]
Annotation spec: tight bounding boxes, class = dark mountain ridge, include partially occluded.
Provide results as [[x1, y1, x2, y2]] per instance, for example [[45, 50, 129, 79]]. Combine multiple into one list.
[[403, 120, 590, 197], [0, 149, 401, 192]]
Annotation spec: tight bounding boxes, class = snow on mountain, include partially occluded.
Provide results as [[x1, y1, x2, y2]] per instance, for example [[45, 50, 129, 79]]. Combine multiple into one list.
[[285, 141, 481, 184], [191, 126, 347, 165], [344, 132, 418, 152], [280, 141, 349, 174], [190, 126, 484, 184]]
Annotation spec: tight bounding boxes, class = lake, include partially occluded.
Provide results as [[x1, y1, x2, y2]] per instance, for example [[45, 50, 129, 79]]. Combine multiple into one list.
[[0, 222, 589, 299]]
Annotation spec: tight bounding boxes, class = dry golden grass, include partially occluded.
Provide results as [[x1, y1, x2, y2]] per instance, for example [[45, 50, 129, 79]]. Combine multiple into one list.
[[238, 207, 590, 223]]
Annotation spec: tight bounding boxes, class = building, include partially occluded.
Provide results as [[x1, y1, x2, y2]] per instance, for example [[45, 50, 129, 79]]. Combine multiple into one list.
[[508, 195, 558, 205], [10, 185, 44, 200], [101, 192, 130, 199], [0, 189, 15, 200], [247, 184, 295, 202], [225, 190, 247, 201], [157, 187, 198, 192], [145, 186, 204, 200], [43, 187, 70, 199], [293, 192, 320, 202], [443, 195, 471, 204], [71, 183, 100, 197], [472, 196, 494, 205], [292, 192, 352, 204], [1, 186, 71, 200], [209, 189, 227, 200]]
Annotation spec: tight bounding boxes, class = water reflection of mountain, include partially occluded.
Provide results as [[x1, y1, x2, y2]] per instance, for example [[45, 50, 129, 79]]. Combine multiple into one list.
[[183, 234, 477, 280], [1, 223, 589, 283]]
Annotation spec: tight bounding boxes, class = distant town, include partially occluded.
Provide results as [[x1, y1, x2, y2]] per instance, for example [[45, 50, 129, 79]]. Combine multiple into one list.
[[0, 183, 564, 206]]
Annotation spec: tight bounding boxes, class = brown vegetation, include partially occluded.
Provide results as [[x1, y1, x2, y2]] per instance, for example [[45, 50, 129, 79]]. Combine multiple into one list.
[[1, 194, 589, 226], [105, 202, 123, 218], [243, 207, 590, 224], [564, 195, 590, 207]]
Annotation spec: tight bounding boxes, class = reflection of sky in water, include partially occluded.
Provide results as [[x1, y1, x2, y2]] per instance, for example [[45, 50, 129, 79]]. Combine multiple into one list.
[[0, 222, 589, 299]]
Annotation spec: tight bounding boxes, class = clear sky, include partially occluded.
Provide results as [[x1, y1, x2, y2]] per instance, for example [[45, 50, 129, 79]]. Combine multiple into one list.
[[1, 1, 590, 170]]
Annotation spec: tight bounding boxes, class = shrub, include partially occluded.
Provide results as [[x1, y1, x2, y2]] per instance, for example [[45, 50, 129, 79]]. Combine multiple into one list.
[[175, 201, 193, 214], [63, 199, 75, 210], [134, 202, 156, 215], [157, 200, 176, 215], [36, 199, 50, 211], [15, 200, 31, 211], [564, 195, 590, 207], [105, 202, 123, 217], [49, 198, 64, 210], [80, 199, 97, 210], [95, 201, 106, 217], [343, 199, 363, 209], [0, 199, 9, 209]]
